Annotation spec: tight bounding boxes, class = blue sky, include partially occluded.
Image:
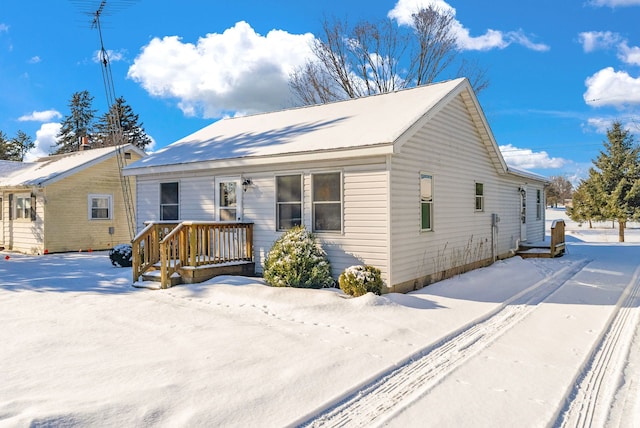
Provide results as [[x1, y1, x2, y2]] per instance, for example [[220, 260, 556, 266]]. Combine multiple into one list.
[[1, 0, 640, 182]]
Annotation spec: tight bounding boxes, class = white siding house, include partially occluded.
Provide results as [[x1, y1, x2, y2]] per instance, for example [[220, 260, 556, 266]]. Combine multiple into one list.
[[124, 78, 548, 293]]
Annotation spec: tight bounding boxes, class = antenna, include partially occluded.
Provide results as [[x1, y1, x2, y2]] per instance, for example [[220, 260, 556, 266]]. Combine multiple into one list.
[[74, 0, 138, 241]]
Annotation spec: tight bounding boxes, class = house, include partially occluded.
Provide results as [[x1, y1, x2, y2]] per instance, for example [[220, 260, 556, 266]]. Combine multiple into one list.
[[124, 78, 549, 292], [0, 145, 145, 254]]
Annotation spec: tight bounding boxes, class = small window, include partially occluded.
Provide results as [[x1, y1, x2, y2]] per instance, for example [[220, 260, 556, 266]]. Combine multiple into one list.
[[312, 172, 342, 232], [15, 194, 31, 220], [0, 196, 3, 221], [475, 183, 484, 211], [420, 173, 433, 231], [160, 182, 179, 221], [536, 189, 542, 220], [89, 194, 113, 220], [276, 175, 302, 230]]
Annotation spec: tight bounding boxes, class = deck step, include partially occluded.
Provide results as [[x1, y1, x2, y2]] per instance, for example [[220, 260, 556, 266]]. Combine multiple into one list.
[[140, 270, 183, 287]]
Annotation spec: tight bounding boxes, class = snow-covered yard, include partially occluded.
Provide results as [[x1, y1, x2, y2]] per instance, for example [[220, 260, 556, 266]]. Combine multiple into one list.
[[1, 208, 640, 427]]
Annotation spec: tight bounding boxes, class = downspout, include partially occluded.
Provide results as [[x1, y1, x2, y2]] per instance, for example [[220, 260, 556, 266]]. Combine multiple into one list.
[[491, 213, 500, 262]]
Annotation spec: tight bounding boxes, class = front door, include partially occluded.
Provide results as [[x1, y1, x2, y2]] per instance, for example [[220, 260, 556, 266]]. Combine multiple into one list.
[[520, 186, 527, 241], [215, 177, 242, 221]]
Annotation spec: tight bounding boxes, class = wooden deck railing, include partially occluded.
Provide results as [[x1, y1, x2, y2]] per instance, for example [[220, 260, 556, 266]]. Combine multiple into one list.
[[132, 221, 254, 288], [550, 219, 566, 257]]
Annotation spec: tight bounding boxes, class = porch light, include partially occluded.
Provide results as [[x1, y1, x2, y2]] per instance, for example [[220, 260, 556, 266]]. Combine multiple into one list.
[[242, 178, 253, 192]]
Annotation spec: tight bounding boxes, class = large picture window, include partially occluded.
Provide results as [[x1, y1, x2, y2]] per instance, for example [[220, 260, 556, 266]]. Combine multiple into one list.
[[160, 182, 179, 221], [420, 173, 433, 231], [88, 194, 112, 220], [276, 175, 302, 230], [312, 172, 341, 232]]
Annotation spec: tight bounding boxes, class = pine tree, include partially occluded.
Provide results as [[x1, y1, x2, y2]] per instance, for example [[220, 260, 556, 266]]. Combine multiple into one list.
[[8, 130, 35, 161], [0, 131, 10, 160], [94, 97, 151, 150], [54, 90, 96, 154], [568, 178, 603, 228], [576, 121, 640, 242]]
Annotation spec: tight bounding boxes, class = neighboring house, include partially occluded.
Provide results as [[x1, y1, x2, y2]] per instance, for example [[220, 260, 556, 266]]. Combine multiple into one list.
[[124, 78, 548, 292], [0, 145, 145, 254]]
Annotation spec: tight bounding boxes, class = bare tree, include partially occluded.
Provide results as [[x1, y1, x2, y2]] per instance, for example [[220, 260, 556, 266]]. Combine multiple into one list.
[[546, 176, 573, 207], [290, 6, 489, 105]]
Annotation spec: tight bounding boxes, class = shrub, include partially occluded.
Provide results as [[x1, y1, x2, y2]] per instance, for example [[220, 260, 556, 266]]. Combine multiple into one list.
[[109, 244, 132, 268], [263, 226, 333, 289], [339, 265, 383, 297]]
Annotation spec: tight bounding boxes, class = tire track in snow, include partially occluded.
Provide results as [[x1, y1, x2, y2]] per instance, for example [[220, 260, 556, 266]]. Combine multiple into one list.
[[555, 264, 640, 428], [294, 259, 589, 428]]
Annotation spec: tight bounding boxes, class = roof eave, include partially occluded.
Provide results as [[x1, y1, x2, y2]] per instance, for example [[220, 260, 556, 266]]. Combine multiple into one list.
[[124, 144, 394, 176]]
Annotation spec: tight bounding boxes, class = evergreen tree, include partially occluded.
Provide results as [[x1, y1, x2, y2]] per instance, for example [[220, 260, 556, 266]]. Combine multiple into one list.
[[8, 130, 35, 161], [93, 97, 151, 150], [568, 178, 603, 228], [0, 131, 10, 160], [54, 90, 96, 154], [574, 121, 640, 241]]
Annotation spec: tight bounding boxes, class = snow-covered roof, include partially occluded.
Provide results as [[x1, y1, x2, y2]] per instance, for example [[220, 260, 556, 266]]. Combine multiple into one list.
[[126, 78, 477, 174], [507, 166, 550, 184], [0, 160, 32, 178], [0, 145, 145, 188]]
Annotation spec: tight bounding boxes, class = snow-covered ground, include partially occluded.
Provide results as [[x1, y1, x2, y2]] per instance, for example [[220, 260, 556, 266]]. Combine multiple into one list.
[[1, 208, 640, 427]]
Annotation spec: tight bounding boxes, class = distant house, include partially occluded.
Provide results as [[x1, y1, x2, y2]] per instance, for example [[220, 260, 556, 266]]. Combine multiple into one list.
[[0, 145, 145, 254], [124, 78, 548, 292]]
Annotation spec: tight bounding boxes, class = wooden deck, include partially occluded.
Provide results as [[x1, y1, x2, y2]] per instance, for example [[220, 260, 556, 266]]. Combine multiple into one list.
[[517, 220, 566, 259], [131, 221, 255, 289]]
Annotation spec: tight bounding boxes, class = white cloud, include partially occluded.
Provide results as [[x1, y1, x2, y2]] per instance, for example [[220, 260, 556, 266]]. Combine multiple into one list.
[[584, 67, 640, 106], [0, 23, 8, 33], [578, 31, 621, 52], [28, 56, 41, 64], [588, 0, 640, 7], [24, 122, 61, 161], [618, 41, 640, 66], [388, 0, 549, 51], [127, 21, 315, 118], [18, 109, 61, 122], [585, 116, 639, 134], [499, 144, 566, 169], [93, 49, 126, 64]]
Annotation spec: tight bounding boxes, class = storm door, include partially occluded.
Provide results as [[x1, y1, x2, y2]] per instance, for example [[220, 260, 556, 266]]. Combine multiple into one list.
[[215, 177, 242, 221], [520, 186, 527, 241]]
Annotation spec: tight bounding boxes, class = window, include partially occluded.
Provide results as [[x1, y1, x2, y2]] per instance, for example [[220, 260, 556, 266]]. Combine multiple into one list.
[[14, 194, 32, 220], [312, 172, 341, 232], [160, 182, 179, 221], [276, 175, 302, 230], [88, 194, 112, 220], [0, 197, 2, 221], [536, 189, 542, 220], [420, 173, 433, 231], [475, 182, 484, 211]]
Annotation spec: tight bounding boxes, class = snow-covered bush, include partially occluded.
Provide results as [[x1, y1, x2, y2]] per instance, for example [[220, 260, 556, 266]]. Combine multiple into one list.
[[339, 265, 383, 297], [109, 244, 132, 268], [263, 226, 333, 289]]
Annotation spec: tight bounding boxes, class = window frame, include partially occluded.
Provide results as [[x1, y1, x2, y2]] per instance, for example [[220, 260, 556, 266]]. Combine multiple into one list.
[[536, 189, 542, 220], [14, 193, 32, 221], [88, 194, 113, 220], [475, 182, 484, 212], [160, 182, 180, 221], [420, 172, 434, 231], [311, 171, 343, 233], [276, 174, 303, 231]]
